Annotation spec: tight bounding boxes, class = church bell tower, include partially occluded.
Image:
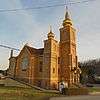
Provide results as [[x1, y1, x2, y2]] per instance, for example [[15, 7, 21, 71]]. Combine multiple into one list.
[[59, 9, 80, 86], [43, 27, 58, 89]]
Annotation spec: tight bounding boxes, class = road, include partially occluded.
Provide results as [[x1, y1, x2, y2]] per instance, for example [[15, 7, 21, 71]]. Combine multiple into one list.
[[50, 95, 100, 100]]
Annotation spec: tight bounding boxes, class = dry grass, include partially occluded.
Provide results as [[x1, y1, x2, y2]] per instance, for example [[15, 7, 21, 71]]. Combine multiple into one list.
[[0, 86, 60, 100]]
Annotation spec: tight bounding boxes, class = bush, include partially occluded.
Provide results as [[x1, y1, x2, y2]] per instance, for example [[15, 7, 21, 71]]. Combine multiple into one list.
[[0, 84, 5, 86], [64, 87, 89, 96]]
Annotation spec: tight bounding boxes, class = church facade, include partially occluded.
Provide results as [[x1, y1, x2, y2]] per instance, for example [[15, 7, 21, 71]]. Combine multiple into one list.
[[8, 10, 81, 89]]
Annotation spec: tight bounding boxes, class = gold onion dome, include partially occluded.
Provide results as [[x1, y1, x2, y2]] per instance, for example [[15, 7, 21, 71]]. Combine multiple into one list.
[[63, 10, 73, 26]]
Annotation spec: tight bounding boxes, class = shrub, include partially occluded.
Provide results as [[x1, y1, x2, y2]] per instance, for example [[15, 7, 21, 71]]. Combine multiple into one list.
[[64, 87, 89, 96]]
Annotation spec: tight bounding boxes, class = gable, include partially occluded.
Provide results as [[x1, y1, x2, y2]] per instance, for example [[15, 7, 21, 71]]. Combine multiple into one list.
[[17, 45, 44, 59], [17, 46, 30, 59]]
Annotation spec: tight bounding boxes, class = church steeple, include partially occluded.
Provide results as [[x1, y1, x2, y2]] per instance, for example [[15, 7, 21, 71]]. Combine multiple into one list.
[[59, 8, 80, 86], [65, 6, 70, 20], [47, 26, 54, 39], [63, 7, 73, 26]]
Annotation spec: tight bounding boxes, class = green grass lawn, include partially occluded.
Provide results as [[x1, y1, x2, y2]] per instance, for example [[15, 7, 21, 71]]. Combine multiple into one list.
[[0, 86, 60, 100]]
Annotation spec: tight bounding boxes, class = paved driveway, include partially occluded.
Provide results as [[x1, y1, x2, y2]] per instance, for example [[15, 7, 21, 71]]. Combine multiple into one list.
[[50, 95, 100, 100]]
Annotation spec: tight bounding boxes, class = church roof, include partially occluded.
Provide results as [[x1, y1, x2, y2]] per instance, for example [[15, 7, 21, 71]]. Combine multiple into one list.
[[25, 45, 44, 55], [37, 48, 44, 55]]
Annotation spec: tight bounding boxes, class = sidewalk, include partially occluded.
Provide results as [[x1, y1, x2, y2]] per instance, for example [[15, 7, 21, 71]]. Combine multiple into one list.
[[50, 95, 100, 100], [89, 92, 100, 95]]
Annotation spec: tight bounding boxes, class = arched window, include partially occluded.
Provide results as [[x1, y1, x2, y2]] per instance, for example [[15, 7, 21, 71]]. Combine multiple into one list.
[[21, 57, 29, 70]]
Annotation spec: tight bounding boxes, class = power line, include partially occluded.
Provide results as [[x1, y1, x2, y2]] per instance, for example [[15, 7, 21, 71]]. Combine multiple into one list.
[[0, 0, 95, 12], [70, 0, 95, 4], [0, 44, 20, 51], [0, 4, 65, 12]]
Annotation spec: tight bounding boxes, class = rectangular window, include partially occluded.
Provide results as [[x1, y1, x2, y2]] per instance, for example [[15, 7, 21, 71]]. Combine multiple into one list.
[[58, 57, 60, 64], [53, 68, 55, 73], [39, 61, 43, 72]]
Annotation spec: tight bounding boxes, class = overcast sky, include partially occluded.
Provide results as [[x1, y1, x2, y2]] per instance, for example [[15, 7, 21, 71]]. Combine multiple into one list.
[[0, 0, 100, 70]]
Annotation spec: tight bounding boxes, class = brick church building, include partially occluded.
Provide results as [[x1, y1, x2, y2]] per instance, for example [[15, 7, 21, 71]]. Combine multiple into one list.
[[8, 9, 81, 89]]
